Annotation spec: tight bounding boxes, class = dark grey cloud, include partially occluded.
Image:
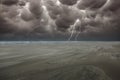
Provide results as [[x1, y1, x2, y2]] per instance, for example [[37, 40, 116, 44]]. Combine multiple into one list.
[[0, 0, 19, 6], [0, 15, 14, 34], [0, 0, 120, 40], [77, 0, 107, 10], [29, 0, 43, 19], [59, 0, 78, 5], [55, 5, 80, 31]]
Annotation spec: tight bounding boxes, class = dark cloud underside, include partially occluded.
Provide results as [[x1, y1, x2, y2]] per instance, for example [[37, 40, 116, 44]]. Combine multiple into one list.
[[0, 0, 120, 41]]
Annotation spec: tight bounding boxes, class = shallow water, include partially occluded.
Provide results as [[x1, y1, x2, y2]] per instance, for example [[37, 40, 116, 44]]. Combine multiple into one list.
[[0, 41, 120, 80]]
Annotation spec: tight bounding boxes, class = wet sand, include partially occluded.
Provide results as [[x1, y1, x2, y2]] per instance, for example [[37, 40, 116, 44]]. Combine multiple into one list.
[[0, 41, 120, 80]]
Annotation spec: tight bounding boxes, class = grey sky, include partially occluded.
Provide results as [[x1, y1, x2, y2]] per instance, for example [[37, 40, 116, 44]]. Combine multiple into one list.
[[0, 0, 120, 40]]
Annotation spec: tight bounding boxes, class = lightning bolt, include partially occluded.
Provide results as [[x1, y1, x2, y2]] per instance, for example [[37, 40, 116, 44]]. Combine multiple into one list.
[[100, 0, 111, 11], [75, 20, 81, 41], [68, 19, 80, 41]]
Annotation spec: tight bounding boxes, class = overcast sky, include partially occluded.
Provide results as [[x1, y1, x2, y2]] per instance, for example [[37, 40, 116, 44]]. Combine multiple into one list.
[[0, 0, 120, 41]]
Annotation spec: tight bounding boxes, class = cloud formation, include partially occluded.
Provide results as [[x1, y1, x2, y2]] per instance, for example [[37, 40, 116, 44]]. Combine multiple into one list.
[[0, 0, 120, 40]]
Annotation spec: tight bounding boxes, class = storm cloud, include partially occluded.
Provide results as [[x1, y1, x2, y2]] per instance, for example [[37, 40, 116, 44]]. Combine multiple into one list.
[[0, 0, 120, 40]]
